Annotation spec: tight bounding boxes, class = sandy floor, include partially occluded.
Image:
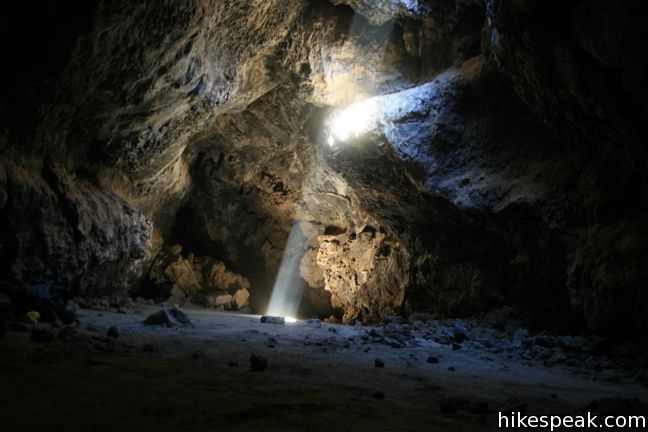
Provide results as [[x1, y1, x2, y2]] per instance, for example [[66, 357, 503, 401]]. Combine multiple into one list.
[[1, 305, 647, 431]]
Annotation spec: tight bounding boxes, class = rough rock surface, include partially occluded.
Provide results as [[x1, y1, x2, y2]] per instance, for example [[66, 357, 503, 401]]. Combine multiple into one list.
[[0, 160, 152, 297], [1, 0, 647, 341]]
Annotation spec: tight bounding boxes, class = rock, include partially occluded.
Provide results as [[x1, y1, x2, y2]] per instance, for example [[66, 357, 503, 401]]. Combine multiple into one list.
[[20, 311, 40, 325], [165, 258, 201, 293], [149, 245, 182, 285], [533, 335, 556, 349], [207, 260, 250, 292], [452, 322, 468, 343], [452, 343, 461, 351], [144, 308, 193, 327], [374, 359, 385, 368], [1, 161, 152, 299], [513, 328, 529, 341], [188, 293, 209, 307], [207, 294, 232, 308], [260, 316, 285, 325], [427, 356, 439, 364], [107, 326, 119, 339], [447, 366, 455, 371], [383, 315, 404, 325], [307, 318, 322, 328], [232, 288, 250, 309], [373, 391, 385, 400], [30, 327, 55, 343], [266, 336, 277, 348], [249, 354, 267, 371], [228, 360, 239, 367], [169, 244, 183, 256], [170, 284, 187, 299]]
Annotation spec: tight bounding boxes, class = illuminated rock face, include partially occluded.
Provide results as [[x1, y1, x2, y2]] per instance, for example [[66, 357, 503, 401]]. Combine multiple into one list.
[[317, 228, 409, 323], [1, 1, 647, 339]]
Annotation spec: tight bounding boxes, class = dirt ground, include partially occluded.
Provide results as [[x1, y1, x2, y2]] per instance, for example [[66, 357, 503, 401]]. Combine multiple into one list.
[[1, 305, 647, 431]]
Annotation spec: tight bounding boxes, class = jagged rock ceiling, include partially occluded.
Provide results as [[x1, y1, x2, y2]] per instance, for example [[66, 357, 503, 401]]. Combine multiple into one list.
[[1, 0, 647, 340]]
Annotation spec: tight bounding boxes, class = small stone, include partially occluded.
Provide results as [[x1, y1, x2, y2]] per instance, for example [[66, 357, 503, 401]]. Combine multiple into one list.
[[107, 326, 119, 339], [30, 327, 55, 343], [513, 328, 529, 340], [383, 315, 404, 324], [373, 391, 385, 400], [427, 356, 439, 364], [229, 360, 239, 367], [20, 311, 40, 325], [208, 294, 233, 308], [250, 354, 267, 371], [307, 318, 322, 328], [374, 358, 385, 368], [267, 336, 277, 348], [452, 343, 461, 351], [452, 322, 468, 343], [447, 366, 455, 371], [260, 316, 285, 324]]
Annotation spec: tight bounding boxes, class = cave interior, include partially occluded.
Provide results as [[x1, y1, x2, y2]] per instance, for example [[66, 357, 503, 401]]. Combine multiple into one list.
[[1, 0, 648, 430]]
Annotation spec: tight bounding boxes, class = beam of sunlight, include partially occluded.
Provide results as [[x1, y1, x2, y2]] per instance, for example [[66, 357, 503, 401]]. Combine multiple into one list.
[[267, 10, 398, 318], [266, 222, 307, 319]]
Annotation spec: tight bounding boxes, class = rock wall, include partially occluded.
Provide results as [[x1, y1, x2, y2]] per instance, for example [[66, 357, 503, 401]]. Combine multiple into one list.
[[0, 160, 152, 297]]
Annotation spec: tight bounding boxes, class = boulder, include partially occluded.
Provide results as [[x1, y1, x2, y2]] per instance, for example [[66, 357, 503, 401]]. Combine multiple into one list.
[[165, 258, 201, 293], [170, 284, 187, 299], [207, 294, 233, 309], [207, 260, 250, 292], [232, 288, 250, 309], [149, 245, 182, 285]]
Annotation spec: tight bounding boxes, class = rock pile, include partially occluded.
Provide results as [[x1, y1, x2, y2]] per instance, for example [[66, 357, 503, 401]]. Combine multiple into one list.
[[147, 245, 251, 312]]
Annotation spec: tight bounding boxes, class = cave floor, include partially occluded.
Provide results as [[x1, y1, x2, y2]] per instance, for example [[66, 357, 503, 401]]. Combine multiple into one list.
[[1, 305, 646, 432]]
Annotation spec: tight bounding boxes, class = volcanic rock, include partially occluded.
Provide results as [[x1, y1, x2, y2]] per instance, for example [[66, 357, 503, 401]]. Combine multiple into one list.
[[144, 308, 193, 328]]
